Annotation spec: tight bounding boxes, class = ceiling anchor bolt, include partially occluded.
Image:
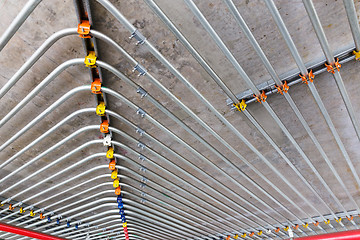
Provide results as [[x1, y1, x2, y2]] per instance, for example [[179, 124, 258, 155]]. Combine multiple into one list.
[[233, 99, 247, 112], [133, 63, 147, 76], [136, 87, 148, 98], [325, 58, 341, 74], [129, 29, 146, 45], [253, 90, 267, 104]]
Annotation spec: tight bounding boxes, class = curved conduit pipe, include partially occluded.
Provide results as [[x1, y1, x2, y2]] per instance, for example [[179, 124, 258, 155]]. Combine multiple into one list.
[[0, 85, 265, 237], [24, 203, 202, 239], [1, 121, 237, 236], [302, 0, 360, 141], [1, 27, 304, 233], [0, 55, 289, 234], [1, 137, 243, 239], [0, 82, 273, 236], [222, 0, 356, 227], [265, 0, 360, 215], [0, 2, 334, 233]]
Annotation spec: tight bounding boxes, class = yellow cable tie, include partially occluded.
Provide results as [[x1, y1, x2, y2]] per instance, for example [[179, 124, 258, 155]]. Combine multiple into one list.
[[233, 99, 247, 112], [353, 50, 360, 60]]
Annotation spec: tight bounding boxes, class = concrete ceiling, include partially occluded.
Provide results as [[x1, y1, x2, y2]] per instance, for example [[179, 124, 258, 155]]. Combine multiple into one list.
[[0, 0, 360, 239]]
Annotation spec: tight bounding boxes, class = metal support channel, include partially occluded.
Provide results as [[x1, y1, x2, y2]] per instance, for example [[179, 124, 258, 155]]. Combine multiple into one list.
[[343, 0, 360, 51], [183, 0, 337, 231], [265, 0, 360, 223], [93, 1, 326, 233], [223, 0, 353, 227], [302, 0, 360, 141]]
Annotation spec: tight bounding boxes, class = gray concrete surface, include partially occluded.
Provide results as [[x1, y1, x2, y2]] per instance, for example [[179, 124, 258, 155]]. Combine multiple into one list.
[[0, 0, 360, 239]]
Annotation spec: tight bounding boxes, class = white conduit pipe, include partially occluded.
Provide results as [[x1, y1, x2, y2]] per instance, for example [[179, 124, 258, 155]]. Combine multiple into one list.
[[302, 0, 360, 141], [265, 0, 360, 218], [223, 0, 353, 227]]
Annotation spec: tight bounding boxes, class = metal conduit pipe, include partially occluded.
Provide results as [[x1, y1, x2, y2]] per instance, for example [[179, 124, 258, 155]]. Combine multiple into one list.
[[113, 152, 269, 238], [17, 160, 234, 239], [31, 203, 200, 239], [0, 183, 114, 231], [141, 0, 344, 233], [112, 131, 281, 237], [0, 92, 260, 236], [101, 88, 283, 236], [1, 120, 236, 237], [0, 28, 78, 99], [2, 155, 226, 239], [0, 108, 95, 168], [0, 85, 91, 153], [65, 214, 183, 240], [0, 138, 103, 201], [223, 0, 353, 227], [0, 127, 100, 186], [183, 0, 344, 230], [110, 127, 263, 234], [94, 38, 306, 230], [93, 9, 308, 229], [0, 58, 84, 130], [51, 210, 183, 239], [68, 219, 178, 240], [60, 214, 184, 239], [302, 0, 360, 141], [0, 23, 310, 232], [0, 176, 112, 239], [85, 227, 163, 240], [95, 0, 328, 232], [0, 164, 109, 217], [343, 0, 360, 51], [0, 0, 41, 51], [98, 70, 287, 234], [0, 87, 270, 236], [88, 31, 305, 233], [264, 0, 360, 216]]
